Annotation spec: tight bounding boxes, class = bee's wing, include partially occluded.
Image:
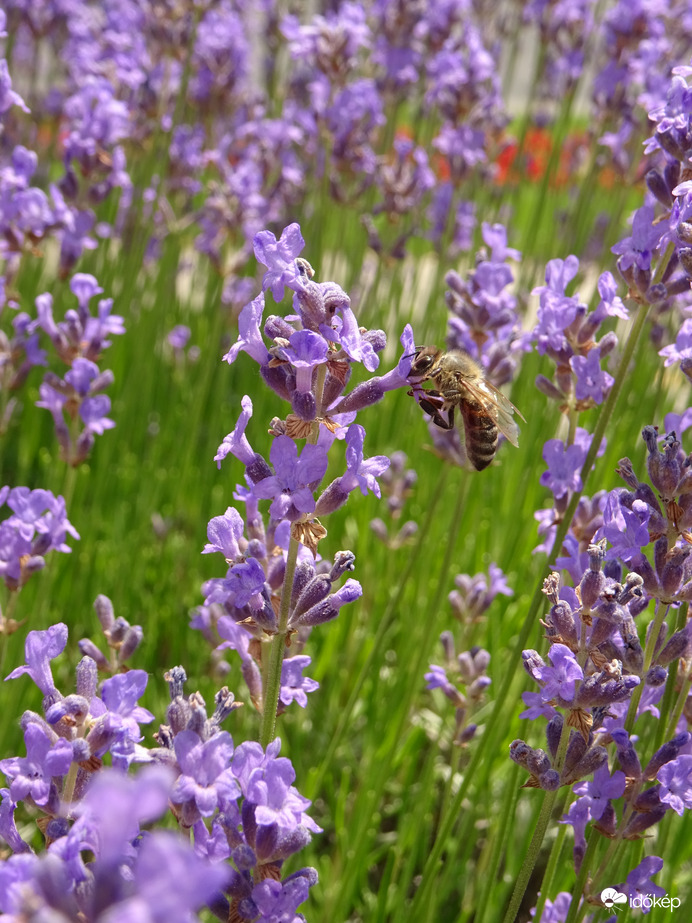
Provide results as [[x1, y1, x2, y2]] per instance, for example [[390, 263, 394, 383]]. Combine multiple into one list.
[[462, 378, 524, 447]]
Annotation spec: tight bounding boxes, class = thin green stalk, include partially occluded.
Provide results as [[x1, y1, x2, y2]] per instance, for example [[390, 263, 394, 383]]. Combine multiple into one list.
[[502, 709, 572, 923], [306, 465, 450, 800], [563, 830, 602, 923], [624, 599, 668, 735], [259, 535, 300, 749], [530, 803, 570, 923], [475, 765, 523, 923]]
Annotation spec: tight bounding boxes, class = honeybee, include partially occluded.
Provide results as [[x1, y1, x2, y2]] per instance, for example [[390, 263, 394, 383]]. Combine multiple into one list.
[[407, 346, 525, 470]]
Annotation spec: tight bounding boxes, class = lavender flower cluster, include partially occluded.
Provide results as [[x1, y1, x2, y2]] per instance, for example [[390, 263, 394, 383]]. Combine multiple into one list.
[[0, 0, 687, 294], [511, 55, 692, 918], [192, 222, 423, 718], [0, 615, 319, 921]]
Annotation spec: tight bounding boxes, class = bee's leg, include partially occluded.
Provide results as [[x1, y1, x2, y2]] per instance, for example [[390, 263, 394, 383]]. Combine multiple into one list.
[[418, 397, 454, 430]]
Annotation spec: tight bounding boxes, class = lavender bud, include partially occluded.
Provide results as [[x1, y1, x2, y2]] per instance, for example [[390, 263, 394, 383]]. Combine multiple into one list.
[[680, 249, 692, 279], [594, 801, 617, 837], [270, 828, 312, 862], [363, 328, 387, 352], [623, 801, 667, 837], [610, 728, 642, 779], [598, 331, 618, 356], [75, 656, 98, 698], [77, 638, 108, 671], [254, 823, 279, 862], [619, 616, 644, 673], [563, 733, 587, 770], [538, 769, 560, 790], [535, 375, 564, 401], [330, 550, 356, 580], [231, 844, 257, 872], [292, 390, 316, 421], [645, 665, 668, 687], [522, 650, 545, 683], [457, 651, 475, 683], [247, 539, 265, 559], [546, 714, 563, 758], [314, 479, 350, 516], [563, 745, 609, 785], [665, 160, 681, 191], [661, 553, 690, 598], [580, 572, 605, 610], [322, 368, 350, 406], [331, 379, 385, 413], [242, 657, 262, 705], [166, 697, 191, 734], [265, 315, 295, 339], [292, 575, 332, 620], [165, 666, 187, 700], [549, 602, 578, 646], [657, 624, 692, 665], [603, 559, 622, 583], [94, 594, 115, 631], [119, 625, 143, 662], [588, 617, 617, 648], [645, 169, 673, 207], [245, 453, 273, 484], [526, 748, 551, 776], [370, 518, 389, 541], [666, 276, 692, 297], [108, 617, 129, 645], [643, 732, 691, 780], [509, 739, 532, 768], [291, 562, 316, 606], [458, 723, 478, 745], [296, 580, 362, 626]]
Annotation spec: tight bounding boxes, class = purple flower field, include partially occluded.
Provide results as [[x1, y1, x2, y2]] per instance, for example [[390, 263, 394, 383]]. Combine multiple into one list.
[[2, 2, 692, 921]]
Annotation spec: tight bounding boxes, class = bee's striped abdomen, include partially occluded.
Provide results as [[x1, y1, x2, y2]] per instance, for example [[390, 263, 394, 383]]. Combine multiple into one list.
[[461, 401, 499, 471]]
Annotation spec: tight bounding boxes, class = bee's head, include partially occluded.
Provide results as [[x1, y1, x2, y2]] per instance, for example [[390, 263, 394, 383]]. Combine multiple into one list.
[[405, 345, 438, 378]]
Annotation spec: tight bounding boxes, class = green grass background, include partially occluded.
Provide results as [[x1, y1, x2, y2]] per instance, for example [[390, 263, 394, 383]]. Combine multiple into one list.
[[1, 74, 691, 923]]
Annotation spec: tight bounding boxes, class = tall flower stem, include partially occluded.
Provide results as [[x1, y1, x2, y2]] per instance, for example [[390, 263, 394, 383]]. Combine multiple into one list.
[[562, 829, 601, 923], [502, 711, 572, 923], [260, 534, 300, 749]]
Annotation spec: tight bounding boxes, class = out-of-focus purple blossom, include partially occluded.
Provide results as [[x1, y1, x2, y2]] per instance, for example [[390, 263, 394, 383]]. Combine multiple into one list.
[[621, 856, 666, 904], [171, 730, 240, 826], [611, 204, 665, 273], [595, 491, 652, 564], [0, 491, 79, 591], [254, 223, 305, 302], [0, 723, 73, 806], [5, 622, 68, 695], [530, 892, 572, 923], [540, 439, 587, 499], [572, 763, 626, 821], [535, 644, 583, 705], [252, 436, 328, 521], [657, 754, 692, 815], [167, 324, 191, 351], [0, 59, 29, 115], [279, 655, 319, 709], [660, 317, 692, 366], [532, 256, 581, 356], [448, 563, 513, 623], [570, 348, 614, 404]]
